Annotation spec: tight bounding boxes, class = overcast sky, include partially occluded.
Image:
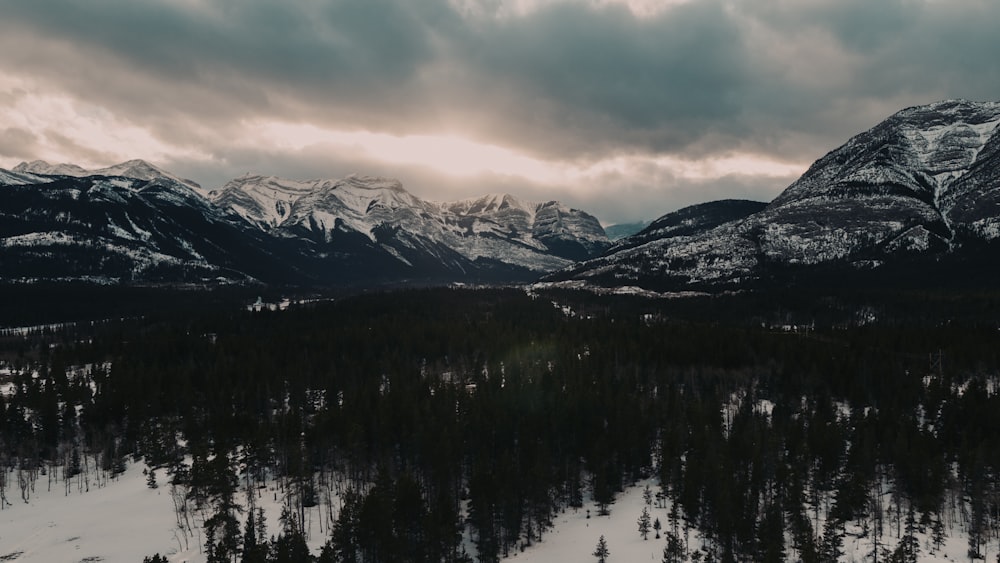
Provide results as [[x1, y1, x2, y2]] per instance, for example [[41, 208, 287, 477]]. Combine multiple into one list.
[[1, 0, 998, 224]]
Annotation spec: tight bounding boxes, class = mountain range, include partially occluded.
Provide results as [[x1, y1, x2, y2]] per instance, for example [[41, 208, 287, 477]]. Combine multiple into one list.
[[0, 160, 608, 286], [549, 99, 1000, 291], [3, 99, 1000, 290]]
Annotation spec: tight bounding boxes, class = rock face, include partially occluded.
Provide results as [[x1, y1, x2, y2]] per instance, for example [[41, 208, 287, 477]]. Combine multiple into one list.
[[0, 161, 609, 285], [208, 175, 608, 276], [551, 100, 1000, 290]]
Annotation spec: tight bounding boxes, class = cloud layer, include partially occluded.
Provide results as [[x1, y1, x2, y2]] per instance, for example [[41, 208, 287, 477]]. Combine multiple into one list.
[[1, 0, 999, 224]]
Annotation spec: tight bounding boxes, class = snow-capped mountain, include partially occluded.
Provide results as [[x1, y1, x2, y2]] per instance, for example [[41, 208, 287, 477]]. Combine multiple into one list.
[[209, 173, 608, 274], [10, 160, 89, 177], [0, 160, 609, 285], [12, 159, 205, 193], [551, 100, 1000, 290], [0, 168, 298, 284], [0, 167, 49, 186]]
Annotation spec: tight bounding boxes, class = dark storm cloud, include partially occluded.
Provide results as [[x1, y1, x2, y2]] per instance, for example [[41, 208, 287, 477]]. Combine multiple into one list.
[[0, 0, 449, 130], [3, 0, 1000, 221], [437, 0, 754, 159], [43, 130, 119, 165], [757, 1, 1000, 131], [0, 0, 763, 160], [0, 128, 38, 158]]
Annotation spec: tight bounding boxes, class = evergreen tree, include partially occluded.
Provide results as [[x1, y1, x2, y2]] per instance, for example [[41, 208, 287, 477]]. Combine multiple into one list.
[[889, 534, 919, 563], [889, 507, 919, 563], [931, 514, 945, 553], [819, 517, 845, 563], [638, 506, 652, 540], [756, 501, 785, 563], [593, 535, 610, 563], [271, 506, 312, 563], [328, 491, 360, 563], [662, 531, 686, 563], [241, 507, 268, 563], [204, 509, 242, 563]]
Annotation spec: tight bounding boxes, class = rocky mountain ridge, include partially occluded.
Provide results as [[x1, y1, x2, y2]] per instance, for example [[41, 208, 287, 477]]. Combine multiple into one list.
[[550, 99, 1000, 290], [0, 161, 608, 285], [209, 175, 607, 264]]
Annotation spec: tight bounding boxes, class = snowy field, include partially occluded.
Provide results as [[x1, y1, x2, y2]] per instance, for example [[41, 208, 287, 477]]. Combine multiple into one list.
[[503, 481, 976, 563], [0, 461, 328, 562], [502, 481, 686, 563], [0, 463, 984, 562], [0, 462, 184, 562]]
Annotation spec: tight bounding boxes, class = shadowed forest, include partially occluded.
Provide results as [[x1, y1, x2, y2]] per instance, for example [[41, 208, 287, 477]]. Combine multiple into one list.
[[2, 287, 1000, 562]]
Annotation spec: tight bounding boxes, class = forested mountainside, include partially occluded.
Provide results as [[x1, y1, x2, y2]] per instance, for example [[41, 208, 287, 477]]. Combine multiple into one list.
[[2, 288, 1000, 562]]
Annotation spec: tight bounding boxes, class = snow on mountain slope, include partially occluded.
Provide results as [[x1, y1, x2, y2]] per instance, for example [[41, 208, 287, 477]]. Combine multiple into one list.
[[748, 100, 1000, 267], [211, 173, 609, 273], [0, 167, 49, 186], [12, 159, 205, 194], [552, 100, 1000, 290], [210, 174, 332, 229], [0, 174, 296, 284], [611, 199, 767, 254], [2, 161, 609, 285], [282, 174, 437, 240], [12, 160, 88, 177]]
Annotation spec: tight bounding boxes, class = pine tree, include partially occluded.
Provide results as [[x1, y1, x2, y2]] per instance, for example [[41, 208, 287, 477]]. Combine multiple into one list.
[[889, 535, 919, 563], [662, 531, 686, 563], [241, 507, 268, 563], [329, 491, 360, 563], [653, 517, 662, 539], [204, 509, 241, 563], [271, 506, 312, 563], [593, 470, 614, 516], [593, 535, 610, 563], [638, 506, 652, 540], [819, 517, 845, 563], [931, 514, 945, 552], [889, 507, 919, 563]]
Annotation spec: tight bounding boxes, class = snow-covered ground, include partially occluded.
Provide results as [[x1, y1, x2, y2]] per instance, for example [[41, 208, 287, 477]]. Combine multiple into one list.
[[505, 481, 978, 563], [0, 463, 183, 562], [0, 461, 330, 562], [0, 464, 983, 562], [503, 481, 688, 563]]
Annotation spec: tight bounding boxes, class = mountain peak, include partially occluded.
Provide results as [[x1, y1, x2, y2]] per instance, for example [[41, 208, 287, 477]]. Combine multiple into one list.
[[99, 159, 168, 180], [8, 159, 202, 190], [553, 99, 1000, 291], [12, 160, 89, 176], [906, 99, 1000, 113], [890, 99, 1000, 130], [447, 192, 536, 216]]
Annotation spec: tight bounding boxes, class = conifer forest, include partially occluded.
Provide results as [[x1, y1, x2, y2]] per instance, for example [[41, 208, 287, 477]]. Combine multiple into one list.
[[2, 287, 1000, 562]]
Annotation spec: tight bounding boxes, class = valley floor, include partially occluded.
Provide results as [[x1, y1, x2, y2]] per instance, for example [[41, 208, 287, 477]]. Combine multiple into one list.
[[0, 462, 983, 563]]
